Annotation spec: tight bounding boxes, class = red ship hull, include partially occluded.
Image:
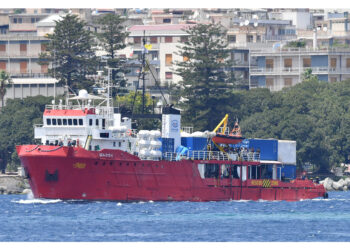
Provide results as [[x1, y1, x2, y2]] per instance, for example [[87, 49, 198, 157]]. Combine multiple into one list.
[[16, 145, 326, 202]]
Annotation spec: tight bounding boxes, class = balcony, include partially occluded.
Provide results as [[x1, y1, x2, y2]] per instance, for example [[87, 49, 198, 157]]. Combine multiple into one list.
[[0, 51, 41, 58], [250, 66, 329, 75]]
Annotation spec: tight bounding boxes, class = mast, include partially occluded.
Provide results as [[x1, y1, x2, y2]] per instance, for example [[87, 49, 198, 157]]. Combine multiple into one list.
[[142, 30, 146, 114]]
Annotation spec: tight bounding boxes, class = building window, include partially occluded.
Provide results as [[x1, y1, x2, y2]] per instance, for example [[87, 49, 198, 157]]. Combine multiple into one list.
[[303, 58, 311, 67], [330, 58, 337, 69], [20, 43, 27, 55], [46, 118, 51, 125], [89, 119, 93, 126], [0, 61, 6, 71], [165, 54, 173, 66], [165, 36, 173, 43], [163, 18, 171, 23], [52, 119, 57, 125], [180, 36, 188, 43], [20, 61, 27, 74], [63, 119, 67, 125], [284, 58, 292, 69], [133, 37, 141, 44], [266, 59, 274, 69], [41, 43, 47, 52], [68, 119, 72, 125], [150, 37, 157, 43], [266, 78, 274, 88], [256, 35, 261, 42], [79, 119, 83, 126], [165, 72, 173, 79], [284, 78, 293, 87], [73, 119, 78, 126], [330, 77, 337, 83], [41, 64, 48, 74], [247, 35, 253, 43], [0, 44, 5, 53], [96, 119, 99, 126], [31, 18, 36, 23], [346, 58, 350, 68], [228, 35, 236, 43], [57, 119, 62, 125]]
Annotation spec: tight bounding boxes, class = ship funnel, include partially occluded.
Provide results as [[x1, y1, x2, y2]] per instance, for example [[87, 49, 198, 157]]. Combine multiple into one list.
[[161, 105, 181, 152]]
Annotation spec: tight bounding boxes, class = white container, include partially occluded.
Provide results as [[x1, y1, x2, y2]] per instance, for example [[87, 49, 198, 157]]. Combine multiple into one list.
[[138, 139, 150, 147], [149, 140, 162, 149], [149, 130, 161, 138], [139, 149, 151, 157], [150, 150, 162, 158], [278, 140, 296, 165]]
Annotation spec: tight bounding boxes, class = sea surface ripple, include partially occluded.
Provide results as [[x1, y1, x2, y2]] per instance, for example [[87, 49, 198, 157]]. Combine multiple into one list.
[[1, 191, 350, 242]]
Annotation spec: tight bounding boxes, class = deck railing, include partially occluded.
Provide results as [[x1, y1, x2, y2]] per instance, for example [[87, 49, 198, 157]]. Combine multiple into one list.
[[163, 150, 260, 162]]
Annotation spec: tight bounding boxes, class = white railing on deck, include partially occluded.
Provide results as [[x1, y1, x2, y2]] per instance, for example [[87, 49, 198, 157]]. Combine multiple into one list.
[[162, 150, 260, 162]]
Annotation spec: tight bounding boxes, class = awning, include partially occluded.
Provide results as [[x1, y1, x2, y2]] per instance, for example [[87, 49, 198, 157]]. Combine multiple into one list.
[[260, 160, 283, 165]]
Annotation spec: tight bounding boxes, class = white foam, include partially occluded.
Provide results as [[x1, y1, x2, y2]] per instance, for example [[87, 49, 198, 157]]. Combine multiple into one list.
[[13, 198, 62, 204]]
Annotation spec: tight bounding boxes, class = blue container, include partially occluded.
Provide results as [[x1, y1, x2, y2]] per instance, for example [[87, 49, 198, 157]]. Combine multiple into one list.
[[248, 139, 278, 161], [282, 165, 297, 179], [161, 138, 174, 153], [192, 137, 207, 150], [181, 137, 207, 151]]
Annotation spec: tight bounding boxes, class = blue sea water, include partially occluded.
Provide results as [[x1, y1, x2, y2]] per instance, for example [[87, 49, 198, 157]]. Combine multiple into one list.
[[1, 191, 350, 242]]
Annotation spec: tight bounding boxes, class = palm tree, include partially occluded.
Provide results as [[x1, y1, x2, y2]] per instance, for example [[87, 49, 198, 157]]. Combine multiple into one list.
[[0, 70, 12, 109]]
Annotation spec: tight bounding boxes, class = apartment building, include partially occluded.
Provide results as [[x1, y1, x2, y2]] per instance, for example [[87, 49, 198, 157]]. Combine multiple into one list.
[[249, 47, 350, 91], [0, 11, 64, 107], [123, 24, 194, 86]]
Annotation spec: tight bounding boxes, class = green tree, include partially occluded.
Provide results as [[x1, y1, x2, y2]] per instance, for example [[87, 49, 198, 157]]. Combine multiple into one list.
[[0, 96, 52, 172], [302, 68, 318, 82], [96, 13, 129, 92], [0, 70, 12, 109], [39, 14, 97, 92], [175, 23, 234, 130]]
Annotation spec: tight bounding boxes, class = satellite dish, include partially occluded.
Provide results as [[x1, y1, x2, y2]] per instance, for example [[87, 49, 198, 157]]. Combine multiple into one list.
[[244, 20, 249, 26], [323, 27, 328, 32], [254, 22, 258, 27], [316, 27, 321, 31]]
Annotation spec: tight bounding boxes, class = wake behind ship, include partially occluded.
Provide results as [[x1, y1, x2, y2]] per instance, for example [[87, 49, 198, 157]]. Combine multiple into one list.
[[16, 89, 326, 202]]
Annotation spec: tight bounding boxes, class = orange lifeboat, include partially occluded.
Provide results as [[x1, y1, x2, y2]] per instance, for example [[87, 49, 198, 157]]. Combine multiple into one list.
[[212, 114, 244, 145]]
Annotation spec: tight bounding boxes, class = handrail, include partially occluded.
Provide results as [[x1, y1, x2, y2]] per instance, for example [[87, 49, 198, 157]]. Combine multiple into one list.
[[163, 150, 260, 162]]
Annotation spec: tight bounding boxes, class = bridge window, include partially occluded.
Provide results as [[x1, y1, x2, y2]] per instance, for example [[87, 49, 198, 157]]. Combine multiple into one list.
[[57, 119, 62, 125], [52, 119, 57, 125], [68, 119, 72, 125], [73, 119, 78, 126], [79, 119, 83, 126], [46, 118, 51, 125], [63, 119, 67, 125]]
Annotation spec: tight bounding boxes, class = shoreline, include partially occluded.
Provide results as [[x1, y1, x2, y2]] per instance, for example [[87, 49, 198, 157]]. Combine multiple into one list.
[[0, 174, 30, 195]]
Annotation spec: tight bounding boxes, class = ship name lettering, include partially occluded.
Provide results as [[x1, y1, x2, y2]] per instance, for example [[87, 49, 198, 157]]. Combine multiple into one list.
[[99, 153, 113, 158]]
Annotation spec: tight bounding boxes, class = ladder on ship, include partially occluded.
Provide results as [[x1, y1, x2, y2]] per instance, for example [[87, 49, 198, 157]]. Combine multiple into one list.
[[84, 135, 92, 150]]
